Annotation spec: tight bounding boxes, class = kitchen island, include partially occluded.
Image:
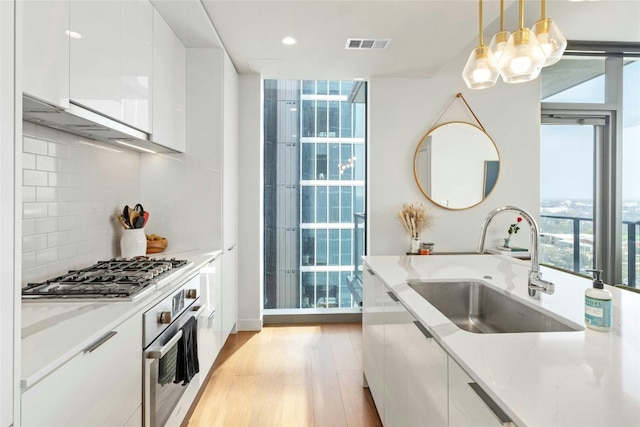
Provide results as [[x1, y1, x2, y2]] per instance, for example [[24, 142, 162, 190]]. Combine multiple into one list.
[[363, 254, 640, 427]]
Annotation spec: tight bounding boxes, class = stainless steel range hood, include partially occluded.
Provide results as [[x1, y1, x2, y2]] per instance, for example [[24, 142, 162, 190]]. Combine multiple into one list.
[[22, 95, 177, 153]]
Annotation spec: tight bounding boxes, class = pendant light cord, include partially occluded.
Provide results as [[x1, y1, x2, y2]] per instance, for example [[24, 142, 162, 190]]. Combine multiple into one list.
[[500, 0, 504, 31], [479, 0, 484, 46], [519, 0, 524, 29], [541, 0, 546, 20]]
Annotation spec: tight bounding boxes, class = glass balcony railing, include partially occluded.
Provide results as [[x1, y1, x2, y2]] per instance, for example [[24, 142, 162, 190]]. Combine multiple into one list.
[[540, 214, 639, 287]]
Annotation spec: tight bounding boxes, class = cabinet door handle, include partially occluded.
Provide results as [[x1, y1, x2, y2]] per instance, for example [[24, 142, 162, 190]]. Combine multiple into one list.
[[366, 269, 375, 276], [208, 309, 217, 320], [83, 331, 117, 353], [387, 291, 399, 302], [468, 382, 512, 425], [227, 244, 236, 252], [413, 320, 433, 339]]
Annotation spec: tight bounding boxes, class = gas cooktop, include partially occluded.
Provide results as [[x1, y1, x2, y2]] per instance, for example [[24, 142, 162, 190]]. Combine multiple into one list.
[[22, 257, 189, 301]]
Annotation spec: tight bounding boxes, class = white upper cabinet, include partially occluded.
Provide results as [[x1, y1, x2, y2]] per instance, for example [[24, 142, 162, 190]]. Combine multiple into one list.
[[121, 1, 152, 132], [70, 0, 152, 131], [151, 8, 185, 152], [22, 0, 70, 109]]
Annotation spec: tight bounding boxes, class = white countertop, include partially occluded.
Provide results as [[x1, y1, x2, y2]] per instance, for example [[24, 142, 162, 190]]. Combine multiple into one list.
[[21, 248, 223, 390], [363, 254, 640, 427]]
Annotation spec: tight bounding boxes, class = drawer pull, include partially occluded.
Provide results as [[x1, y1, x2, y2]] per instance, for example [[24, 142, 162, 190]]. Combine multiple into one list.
[[387, 291, 400, 302], [366, 269, 375, 276], [413, 320, 433, 339], [468, 382, 512, 425], [83, 331, 117, 353]]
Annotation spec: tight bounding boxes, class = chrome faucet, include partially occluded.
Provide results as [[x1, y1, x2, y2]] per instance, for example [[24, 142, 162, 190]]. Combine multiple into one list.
[[477, 206, 555, 298]]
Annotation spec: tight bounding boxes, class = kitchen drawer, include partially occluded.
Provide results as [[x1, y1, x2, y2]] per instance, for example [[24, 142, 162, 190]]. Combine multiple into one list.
[[21, 314, 142, 427], [448, 357, 515, 427]]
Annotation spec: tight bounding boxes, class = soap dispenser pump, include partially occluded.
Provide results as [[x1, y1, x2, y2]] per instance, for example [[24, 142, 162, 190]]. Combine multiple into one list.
[[585, 269, 612, 331]]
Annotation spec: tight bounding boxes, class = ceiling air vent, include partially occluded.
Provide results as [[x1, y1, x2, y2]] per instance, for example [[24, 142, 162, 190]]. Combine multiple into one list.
[[345, 38, 391, 50]]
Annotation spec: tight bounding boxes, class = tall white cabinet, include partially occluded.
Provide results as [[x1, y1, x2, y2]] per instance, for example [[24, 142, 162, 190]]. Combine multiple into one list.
[[185, 48, 238, 340]]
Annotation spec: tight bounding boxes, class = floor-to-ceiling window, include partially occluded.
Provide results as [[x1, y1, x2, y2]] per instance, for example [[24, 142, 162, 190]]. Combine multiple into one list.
[[264, 80, 366, 311], [540, 44, 640, 287]]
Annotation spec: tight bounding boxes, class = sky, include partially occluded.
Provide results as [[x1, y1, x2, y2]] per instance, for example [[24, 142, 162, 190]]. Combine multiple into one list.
[[540, 60, 640, 201]]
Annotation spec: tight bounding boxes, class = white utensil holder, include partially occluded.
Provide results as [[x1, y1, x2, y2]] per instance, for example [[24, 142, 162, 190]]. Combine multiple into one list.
[[121, 228, 146, 258]]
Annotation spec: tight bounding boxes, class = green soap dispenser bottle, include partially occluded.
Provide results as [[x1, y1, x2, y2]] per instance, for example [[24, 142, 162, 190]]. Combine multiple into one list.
[[585, 269, 612, 331]]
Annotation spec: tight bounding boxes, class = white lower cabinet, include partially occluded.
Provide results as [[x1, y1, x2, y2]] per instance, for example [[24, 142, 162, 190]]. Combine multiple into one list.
[[197, 255, 223, 375], [21, 314, 142, 427], [363, 262, 513, 427], [407, 321, 448, 426], [362, 267, 386, 421], [448, 359, 514, 427], [384, 289, 410, 427]]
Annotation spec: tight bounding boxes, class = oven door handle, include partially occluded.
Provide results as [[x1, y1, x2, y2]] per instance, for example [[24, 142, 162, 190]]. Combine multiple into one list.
[[146, 330, 183, 359]]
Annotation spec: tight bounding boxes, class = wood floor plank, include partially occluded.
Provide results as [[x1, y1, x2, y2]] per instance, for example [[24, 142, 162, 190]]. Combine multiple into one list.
[[184, 323, 381, 427]]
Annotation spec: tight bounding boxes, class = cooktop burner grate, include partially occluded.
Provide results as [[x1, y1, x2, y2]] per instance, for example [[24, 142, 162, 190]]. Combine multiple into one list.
[[22, 257, 189, 300]]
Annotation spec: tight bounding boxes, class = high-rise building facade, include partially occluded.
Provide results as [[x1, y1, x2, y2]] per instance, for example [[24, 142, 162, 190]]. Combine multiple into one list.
[[264, 80, 366, 310]]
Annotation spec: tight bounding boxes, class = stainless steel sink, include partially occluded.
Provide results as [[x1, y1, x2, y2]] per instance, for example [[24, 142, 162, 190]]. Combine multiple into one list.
[[408, 280, 583, 333]]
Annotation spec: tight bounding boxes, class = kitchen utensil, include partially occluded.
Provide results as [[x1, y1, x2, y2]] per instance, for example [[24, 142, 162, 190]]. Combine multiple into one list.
[[129, 210, 140, 228], [134, 215, 145, 229], [117, 214, 130, 229], [142, 211, 149, 227], [123, 205, 131, 226], [134, 203, 144, 216]]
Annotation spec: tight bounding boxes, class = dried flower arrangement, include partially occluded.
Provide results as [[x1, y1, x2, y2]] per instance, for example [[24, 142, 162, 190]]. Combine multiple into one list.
[[398, 202, 434, 239]]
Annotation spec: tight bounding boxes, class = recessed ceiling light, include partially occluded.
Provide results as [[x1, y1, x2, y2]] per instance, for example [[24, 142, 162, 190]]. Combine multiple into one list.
[[65, 30, 82, 39], [282, 37, 297, 46]]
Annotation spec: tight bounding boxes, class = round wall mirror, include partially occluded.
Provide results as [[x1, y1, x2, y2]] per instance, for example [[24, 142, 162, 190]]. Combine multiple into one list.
[[413, 121, 500, 210]]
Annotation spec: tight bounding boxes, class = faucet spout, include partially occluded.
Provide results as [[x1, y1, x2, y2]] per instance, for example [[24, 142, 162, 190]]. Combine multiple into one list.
[[477, 206, 554, 298]]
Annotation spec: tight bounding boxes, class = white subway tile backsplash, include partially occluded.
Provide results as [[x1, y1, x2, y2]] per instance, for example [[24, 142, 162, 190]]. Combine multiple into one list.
[[47, 231, 69, 248], [23, 235, 47, 253], [48, 141, 71, 159], [23, 136, 48, 155], [23, 202, 48, 219], [35, 217, 58, 234], [23, 187, 36, 203], [23, 220, 36, 236], [23, 153, 36, 169], [36, 247, 58, 265], [48, 172, 71, 187], [23, 169, 48, 186], [21, 121, 142, 286], [36, 187, 57, 202], [36, 155, 57, 172]]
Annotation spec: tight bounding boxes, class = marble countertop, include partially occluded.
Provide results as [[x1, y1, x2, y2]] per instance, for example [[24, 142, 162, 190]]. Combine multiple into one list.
[[363, 254, 640, 427], [21, 248, 223, 390]]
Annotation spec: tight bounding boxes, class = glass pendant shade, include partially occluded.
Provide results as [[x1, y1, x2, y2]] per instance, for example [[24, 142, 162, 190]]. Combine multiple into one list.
[[532, 18, 567, 66], [463, 46, 500, 89], [489, 30, 510, 63], [497, 28, 546, 83]]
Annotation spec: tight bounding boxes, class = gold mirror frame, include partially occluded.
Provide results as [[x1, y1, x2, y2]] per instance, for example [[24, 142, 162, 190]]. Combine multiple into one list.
[[413, 121, 500, 210]]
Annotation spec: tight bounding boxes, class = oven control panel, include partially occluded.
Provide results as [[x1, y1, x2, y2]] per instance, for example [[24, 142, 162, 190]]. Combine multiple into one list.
[[143, 273, 201, 348]]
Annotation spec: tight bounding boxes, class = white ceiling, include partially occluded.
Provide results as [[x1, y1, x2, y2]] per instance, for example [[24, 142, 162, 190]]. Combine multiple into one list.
[[153, 0, 640, 80]]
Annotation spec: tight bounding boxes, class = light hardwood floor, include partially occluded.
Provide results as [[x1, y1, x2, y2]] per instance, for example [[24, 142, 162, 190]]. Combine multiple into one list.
[[183, 323, 382, 427]]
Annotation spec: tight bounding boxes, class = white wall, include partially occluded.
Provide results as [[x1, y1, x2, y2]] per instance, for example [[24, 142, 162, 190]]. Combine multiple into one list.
[[237, 74, 263, 331], [1, 2, 17, 424], [369, 57, 541, 256]]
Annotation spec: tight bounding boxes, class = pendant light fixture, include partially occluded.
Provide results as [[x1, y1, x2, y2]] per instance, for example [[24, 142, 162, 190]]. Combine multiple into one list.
[[532, 0, 567, 66], [462, 0, 500, 89], [489, 0, 510, 63], [497, 0, 546, 83]]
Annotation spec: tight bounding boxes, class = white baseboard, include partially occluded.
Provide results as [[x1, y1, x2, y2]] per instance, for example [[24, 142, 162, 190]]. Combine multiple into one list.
[[237, 318, 263, 331]]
